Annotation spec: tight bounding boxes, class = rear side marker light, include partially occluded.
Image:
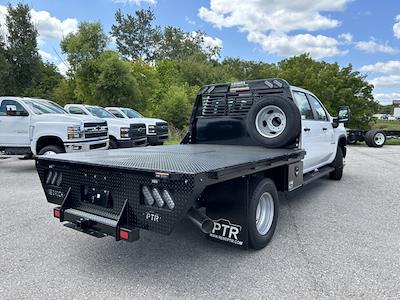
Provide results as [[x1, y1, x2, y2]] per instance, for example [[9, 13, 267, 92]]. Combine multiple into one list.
[[53, 208, 61, 218], [119, 229, 129, 240]]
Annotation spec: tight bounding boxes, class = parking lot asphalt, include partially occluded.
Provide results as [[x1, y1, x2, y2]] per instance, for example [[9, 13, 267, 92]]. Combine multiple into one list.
[[1, 145, 400, 299]]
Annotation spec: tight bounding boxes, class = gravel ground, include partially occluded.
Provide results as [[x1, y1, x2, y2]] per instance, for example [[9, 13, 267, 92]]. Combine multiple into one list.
[[0, 145, 399, 299]]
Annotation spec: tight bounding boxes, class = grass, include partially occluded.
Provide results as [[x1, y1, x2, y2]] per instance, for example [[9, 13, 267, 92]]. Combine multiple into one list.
[[371, 119, 400, 131]]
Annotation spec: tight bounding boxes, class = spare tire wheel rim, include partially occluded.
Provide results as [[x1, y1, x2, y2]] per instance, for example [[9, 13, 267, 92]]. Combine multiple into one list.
[[374, 133, 385, 145], [256, 192, 275, 235], [255, 105, 287, 138]]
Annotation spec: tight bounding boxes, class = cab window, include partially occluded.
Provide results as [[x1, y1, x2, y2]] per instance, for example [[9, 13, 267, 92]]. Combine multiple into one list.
[[307, 94, 328, 121], [0, 100, 29, 116], [68, 107, 87, 115], [293, 91, 313, 120], [109, 109, 125, 118]]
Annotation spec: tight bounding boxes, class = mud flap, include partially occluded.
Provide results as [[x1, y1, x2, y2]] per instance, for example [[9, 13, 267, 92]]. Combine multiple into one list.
[[205, 176, 249, 249]]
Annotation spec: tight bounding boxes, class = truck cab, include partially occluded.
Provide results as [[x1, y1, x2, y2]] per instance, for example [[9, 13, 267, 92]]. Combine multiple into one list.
[[0, 97, 109, 156], [290, 86, 347, 173], [105, 107, 169, 146], [64, 104, 147, 149]]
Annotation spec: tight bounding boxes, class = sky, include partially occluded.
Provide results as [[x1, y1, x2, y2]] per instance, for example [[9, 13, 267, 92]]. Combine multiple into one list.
[[0, 0, 399, 105]]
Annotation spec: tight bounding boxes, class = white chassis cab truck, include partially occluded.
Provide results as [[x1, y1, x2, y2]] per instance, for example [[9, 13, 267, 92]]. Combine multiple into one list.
[[105, 107, 169, 146], [37, 79, 350, 250], [0, 97, 109, 157], [64, 104, 148, 149]]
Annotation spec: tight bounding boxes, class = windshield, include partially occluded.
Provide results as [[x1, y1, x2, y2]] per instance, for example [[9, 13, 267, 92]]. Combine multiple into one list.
[[38, 100, 68, 114], [22, 99, 65, 115], [87, 106, 115, 118], [121, 108, 143, 118]]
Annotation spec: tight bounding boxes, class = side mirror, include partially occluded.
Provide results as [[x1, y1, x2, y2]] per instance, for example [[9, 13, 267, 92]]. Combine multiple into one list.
[[5, 105, 29, 117], [338, 106, 350, 123], [5, 105, 17, 116]]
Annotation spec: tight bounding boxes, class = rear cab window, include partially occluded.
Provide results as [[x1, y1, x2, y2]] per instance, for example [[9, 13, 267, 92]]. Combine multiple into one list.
[[0, 100, 29, 116], [292, 91, 314, 120]]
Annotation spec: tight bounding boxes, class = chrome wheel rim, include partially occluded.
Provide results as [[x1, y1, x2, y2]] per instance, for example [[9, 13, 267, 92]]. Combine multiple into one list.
[[374, 133, 385, 146], [255, 105, 287, 138], [43, 151, 57, 156], [255, 192, 275, 235]]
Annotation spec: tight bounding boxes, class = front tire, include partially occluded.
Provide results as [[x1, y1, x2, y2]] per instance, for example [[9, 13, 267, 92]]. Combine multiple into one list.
[[109, 139, 118, 149], [329, 147, 344, 180], [248, 178, 279, 250], [38, 145, 64, 156]]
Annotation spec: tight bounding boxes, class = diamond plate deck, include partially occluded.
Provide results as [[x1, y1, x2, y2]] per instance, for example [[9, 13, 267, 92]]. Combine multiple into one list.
[[39, 144, 304, 175]]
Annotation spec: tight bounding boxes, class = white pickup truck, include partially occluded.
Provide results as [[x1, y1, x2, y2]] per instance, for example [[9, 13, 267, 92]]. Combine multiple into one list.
[[105, 107, 169, 146], [37, 79, 350, 250], [64, 104, 148, 149], [0, 97, 109, 156]]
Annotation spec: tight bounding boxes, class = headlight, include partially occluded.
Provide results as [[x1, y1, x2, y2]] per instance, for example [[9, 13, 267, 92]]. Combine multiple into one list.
[[67, 126, 82, 140], [120, 127, 130, 138], [148, 125, 156, 134]]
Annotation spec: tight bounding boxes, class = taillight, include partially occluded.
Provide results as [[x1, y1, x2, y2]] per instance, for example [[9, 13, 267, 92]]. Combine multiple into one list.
[[142, 186, 175, 210], [53, 207, 61, 218]]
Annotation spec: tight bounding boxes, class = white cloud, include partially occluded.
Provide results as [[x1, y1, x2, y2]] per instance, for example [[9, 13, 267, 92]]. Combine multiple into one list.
[[38, 49, 54, 61], [360, 61, 400, 74], [338, 32, 353, 44], [57, 61, 70, 77], [374, 92, 400, 104], [0, 5, 78, 41], [112, 0, 156, 5], [394, 15, 400, 39], [198, 0, 350, 58], [30, 10, 78, 40], [370, 75, 400, 88], [355, 39, 398, 54], [248, 31, 346, 59]]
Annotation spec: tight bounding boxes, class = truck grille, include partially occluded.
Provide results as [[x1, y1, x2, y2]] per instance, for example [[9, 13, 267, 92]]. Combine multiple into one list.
[[155, 122, 168, 135], [130, 123, 146, 140], [84, 122, 108, 139], [202, 95, 253, 117]]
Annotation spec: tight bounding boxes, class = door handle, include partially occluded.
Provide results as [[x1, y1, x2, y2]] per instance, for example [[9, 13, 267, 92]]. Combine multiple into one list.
[[322, 127, 328, 131], [303, 128, 311, 132]]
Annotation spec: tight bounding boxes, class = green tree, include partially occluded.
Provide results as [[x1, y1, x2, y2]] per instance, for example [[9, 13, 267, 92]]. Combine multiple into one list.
[[111, 8, 161, 61], [0, 24, 11, 95], [6, 3, 40, 94], [24, 63, 64, 99], [61, 22, 108, 71], [277, 54, 377, 128], [154, 84, 192, 129]]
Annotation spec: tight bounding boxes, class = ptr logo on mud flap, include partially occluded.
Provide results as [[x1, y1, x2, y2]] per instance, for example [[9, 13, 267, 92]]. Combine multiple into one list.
[[209, 219, 243, 246]]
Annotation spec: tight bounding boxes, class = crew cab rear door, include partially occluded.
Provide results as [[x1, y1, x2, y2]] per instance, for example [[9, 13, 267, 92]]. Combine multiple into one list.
[[0, 99, 31, 147], [292, 91, 327, 173], [306, 93, 336, 162]]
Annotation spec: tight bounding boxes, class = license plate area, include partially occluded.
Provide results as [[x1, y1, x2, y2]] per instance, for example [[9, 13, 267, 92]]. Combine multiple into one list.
[[81, 186, 113, 208]]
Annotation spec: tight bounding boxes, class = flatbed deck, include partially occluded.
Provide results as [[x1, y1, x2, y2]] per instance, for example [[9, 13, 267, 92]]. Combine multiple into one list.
[[39, 144, 305, 177]]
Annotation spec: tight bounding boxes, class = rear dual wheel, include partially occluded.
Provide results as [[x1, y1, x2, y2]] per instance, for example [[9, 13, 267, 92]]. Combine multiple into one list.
[[365, 130, 386, 147], [248, 178, 279, 250]]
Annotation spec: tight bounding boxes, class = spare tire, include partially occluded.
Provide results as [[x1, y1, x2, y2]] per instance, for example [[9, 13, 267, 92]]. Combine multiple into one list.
[[246, 95, 301, 148], [365, 130, 386, 148]]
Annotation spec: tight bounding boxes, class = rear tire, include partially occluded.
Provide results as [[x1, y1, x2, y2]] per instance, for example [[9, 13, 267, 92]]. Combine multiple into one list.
[[329, 147, 344, 180], [38, 145, 64, 156], [248, 178, 279, 250], [365, 130, 386, 148], [246, 96, 301, 148]]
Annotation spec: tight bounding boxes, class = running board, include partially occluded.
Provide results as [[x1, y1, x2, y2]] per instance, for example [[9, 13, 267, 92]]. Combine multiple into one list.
[[303, 166, 335, 186]]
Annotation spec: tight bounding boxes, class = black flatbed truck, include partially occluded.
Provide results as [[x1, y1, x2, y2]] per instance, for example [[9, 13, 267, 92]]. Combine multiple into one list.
[[36, 78, 347, 249]]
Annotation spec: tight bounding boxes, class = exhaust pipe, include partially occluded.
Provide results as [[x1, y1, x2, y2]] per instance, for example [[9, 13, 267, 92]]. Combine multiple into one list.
[[187, 207, 214, 234]]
